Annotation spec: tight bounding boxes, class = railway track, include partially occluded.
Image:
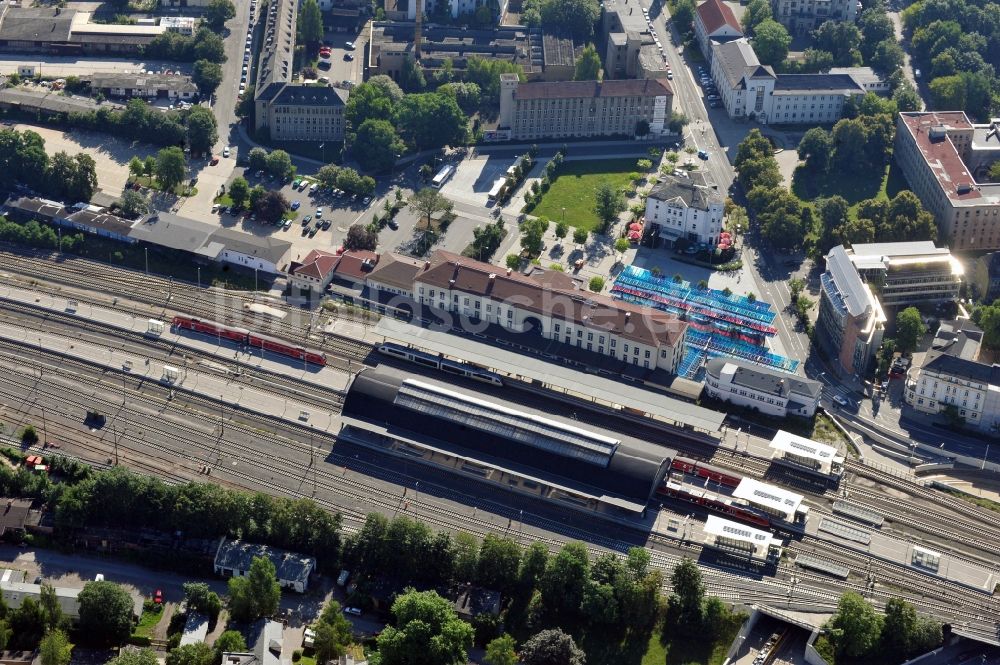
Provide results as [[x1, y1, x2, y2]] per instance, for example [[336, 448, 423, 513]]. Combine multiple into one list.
[[0, 299, 348, 412]]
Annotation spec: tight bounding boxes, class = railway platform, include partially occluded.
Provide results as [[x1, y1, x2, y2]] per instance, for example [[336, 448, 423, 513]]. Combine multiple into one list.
[[0, 317, 343, 434], [802, 512, 996, 593], [0, 285, 351, 394]]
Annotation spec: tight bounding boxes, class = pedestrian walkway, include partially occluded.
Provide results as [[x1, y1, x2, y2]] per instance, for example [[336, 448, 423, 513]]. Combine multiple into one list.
[[0, 284, 350, 394]]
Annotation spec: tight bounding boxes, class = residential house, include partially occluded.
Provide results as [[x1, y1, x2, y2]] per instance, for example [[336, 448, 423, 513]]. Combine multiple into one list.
[[643, 172, 724, 247], [213, 539, 316, 592], [694, 0, 743, 62]]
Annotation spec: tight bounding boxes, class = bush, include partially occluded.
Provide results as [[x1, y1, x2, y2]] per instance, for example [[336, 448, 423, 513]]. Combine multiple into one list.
[[588, 276, 605, 292], [20, 426, 38, 445], [292, 650, 302, 662]]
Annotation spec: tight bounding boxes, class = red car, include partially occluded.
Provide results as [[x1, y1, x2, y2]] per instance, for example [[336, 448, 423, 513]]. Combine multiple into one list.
[[210, 156, 219, 166], [153, 590, 163, 604]]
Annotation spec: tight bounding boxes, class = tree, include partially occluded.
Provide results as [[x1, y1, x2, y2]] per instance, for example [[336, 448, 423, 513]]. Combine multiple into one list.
[[254, 190, 289, 224], [990, 161, 1000, 183], [128, 156, 144, 180], [554, 221, 569, 241], [471, 219, 507, 262], [831, 117, 867, 170], [185, 106, 218, 156], [758, 189, 806, 249], [166, 643, 215, 665], [505, 254, 521, 270], [801, 48, 834, 73], [376, 589, 474, 665], [236, 84, 255, 117], [106, 650, 158, 665], [409, 187, 452, 225], [668, 558, 704, 629], [520, 217, 548, 256], [742, 0, 771, 32], [893, 80, 922, 112], [573, 227, 589, 245], [397, 93, 467, 150], [297, 0, 324, 46], [816, 195, 850, 254], [228, 176, 250, 210], [354, 119, 405, 173], [183, 582, 222, 622], [77, 581, 134, 646], [870, 40, 904, 76], [859, 8, 894, 60], [39, 583, 63, 631], [485, 634, 518, 665], [896, 307, 926, 353], [752, 20, 790, 65], [205, 0, 236, 30], [813, 20, 862, 66], [594, 182, 625, 232], [539, 542, 589, 623], [929, 75, 966, 111], [248, 147, 268, 172], [346, 80, 399, 129], [70, 153, 98, 202], [797, 127, 832, 173], [438, 82, 482, 115], [454, 531, 480, 583], [247, 184, 266, 212], [540, 0, 600, 40], [344, 224, 378, 251], [615, 237, 630, 257], [588, 276, 605, 292], [192, 28, 226, 63], [828, 592, 883, 659], [400, 56, 427, 93], [313, 601, 353, 663], [880, 190, 936, 243], [465, 57, 523, 106], [315, 164, 341, 189], [671, 0, 696, 33], [214, 630, 247, 659], [192, 59, 224, 97], [265, 150, 293, 181], [39, 629, 71, 665], [519, 629, 586, 665], [155, 147, 186, 192], [118, 189, 147, 219], [227, 556, 281, 623], [574, 45, 602, 81]]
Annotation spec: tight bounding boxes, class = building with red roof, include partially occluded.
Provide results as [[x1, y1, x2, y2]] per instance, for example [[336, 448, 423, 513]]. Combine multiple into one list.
[[694, 0, 743, 61]]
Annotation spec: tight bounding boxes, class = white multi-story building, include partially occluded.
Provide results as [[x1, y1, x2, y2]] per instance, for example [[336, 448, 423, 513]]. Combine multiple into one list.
[[709, 38, 863, 124], [905, 319, 1000, 432], [844, 241, 963, 308], [367, 249, 688, 372], [816, 245, 886, 379], [704, 357, 822, 417], [829, 67, 890, 95], [644, 172, 724, 246], [694, 0, 743, 62]]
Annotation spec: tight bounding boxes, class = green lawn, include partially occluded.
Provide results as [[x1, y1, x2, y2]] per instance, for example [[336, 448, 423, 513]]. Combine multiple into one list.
[[128, 175, 196, 197], [531, 158, 642, 232], [132, 607, 163, 639], [791, 161, 907, 214], [641, 621, 741, 665]]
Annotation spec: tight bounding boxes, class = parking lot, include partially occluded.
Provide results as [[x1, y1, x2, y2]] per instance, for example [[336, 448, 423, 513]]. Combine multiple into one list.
[[440, 151, 525, 208], [316, 28, 366, 87], [13, 122, 158, 197], [0, 57, 192, 78]]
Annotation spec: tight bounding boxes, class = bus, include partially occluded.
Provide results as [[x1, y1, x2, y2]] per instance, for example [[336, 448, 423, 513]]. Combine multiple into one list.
[[431, 164, 454, 189], [487, 178, 507, 203]]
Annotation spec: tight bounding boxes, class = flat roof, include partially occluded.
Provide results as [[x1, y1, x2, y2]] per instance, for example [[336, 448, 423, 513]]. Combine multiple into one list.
[[703, 514, 773, 542], [732, 477, 802, 520], [127, 212, 220, 257], [374, 318, 726, 432], [769, 430, 841, 463]]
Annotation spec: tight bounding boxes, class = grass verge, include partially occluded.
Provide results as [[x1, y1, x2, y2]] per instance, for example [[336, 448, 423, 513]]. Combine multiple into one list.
[[530, 158, 641, 233]]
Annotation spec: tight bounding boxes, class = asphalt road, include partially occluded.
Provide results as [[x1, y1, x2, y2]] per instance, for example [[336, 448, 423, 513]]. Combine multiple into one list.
[[213, 0, 254, 154]]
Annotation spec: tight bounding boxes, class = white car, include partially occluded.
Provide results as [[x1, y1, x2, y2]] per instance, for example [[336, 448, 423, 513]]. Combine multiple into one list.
[[223, 146, 231, 158], [832, 395, 849, 407], [345, 41, 355, 50]]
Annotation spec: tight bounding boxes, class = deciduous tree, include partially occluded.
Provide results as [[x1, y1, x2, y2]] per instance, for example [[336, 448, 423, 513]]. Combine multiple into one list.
[[165, 643, 215, 665], [228, 176, 249, 210], [540, 0, 600, 40], [353, 119, 405, 173], [155, 146, 186, 192], [751, 20, 791, 66], [797, 127, 832, 173], [376, 589, 474, 665], [344, 223, 378, 251], [205, 0, 236, 30], [227, 556, 281, 623], [192, 59, 224, 97], [297, 0, 324, 46], [742, 0, 771, 32], [574, 45, 602, 81], [828, 592, 883, 660], [185, 106, 218, 156], [485, 634, 518, 665], [594, 181, 626, 232], [519, 629, 586, 665], [396, 93, 468, 150], [254, 190, 290, 224], [409, 187, 452, 226], [265, 150, 293, 181], [895, 307, 926, 353], [77, 581, 135, 646]]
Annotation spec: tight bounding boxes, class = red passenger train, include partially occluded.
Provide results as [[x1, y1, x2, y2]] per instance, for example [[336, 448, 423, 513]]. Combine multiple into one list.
[[657, 480, 772, 528], [670, 457, 742, 488], [172, 316, 327, 367]]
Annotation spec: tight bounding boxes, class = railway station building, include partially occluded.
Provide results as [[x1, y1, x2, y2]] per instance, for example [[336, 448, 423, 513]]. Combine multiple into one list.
[[340, 370, 672, 518]]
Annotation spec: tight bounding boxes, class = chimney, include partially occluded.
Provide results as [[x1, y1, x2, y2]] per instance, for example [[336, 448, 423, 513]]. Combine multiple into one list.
[[414, 0, 423, 60], [625, 311, 631, 318], [424, 260, 430, 269], [506, 268, 512, 276]]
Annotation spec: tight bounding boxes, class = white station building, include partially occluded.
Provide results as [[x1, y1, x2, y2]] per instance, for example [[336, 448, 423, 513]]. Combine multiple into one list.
[[769, 430, 845, 482], [733, 477, 807, 525], [702, 515, 783, 563]]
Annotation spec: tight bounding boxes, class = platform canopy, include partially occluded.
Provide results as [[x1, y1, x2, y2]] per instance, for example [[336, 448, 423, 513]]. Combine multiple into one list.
[[769, 430, 844, 475], [733, 477, 803, 521], [703, 515, 781, 560]]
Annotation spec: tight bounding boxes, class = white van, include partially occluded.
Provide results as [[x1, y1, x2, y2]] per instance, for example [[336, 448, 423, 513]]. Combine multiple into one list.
[[337, 569, 350, 586]]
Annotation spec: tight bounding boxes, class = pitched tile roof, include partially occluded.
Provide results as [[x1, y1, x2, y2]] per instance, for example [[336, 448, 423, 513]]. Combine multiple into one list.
[[697, 0, 742, 35], [513, 78, 673, 101], [413, 250, 686, 347], [293, 249, 340, 280], [333, 250, 379, 280], [366, 252, 426, 290]]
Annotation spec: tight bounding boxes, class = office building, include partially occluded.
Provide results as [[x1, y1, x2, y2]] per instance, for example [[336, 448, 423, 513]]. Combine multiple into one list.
[[829, 66, 890, 95], [844, 241, 963, 307], [894, 112, 1000, 252], [254, 0, 347, 142], [498, 74, 673, 140], [971, 251, 1000, 303], [816, 245, 886, 378], [644, 172, 724, 246]]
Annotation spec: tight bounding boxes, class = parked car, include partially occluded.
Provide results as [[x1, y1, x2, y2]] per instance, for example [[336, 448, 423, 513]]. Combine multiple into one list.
[[291, 200, 301, 210], [308, 226, 319, 237], [697, 149, 709, 159], [154, 590, 163, 604], [387, 218, 399, 230], [344, 53, 354, 61], [283, 219, 292, 230], [223, 146, 231, 158], [321, 219, 332, 230], [302, 214, 312, 226], [832, 395, 849, 407], [343, 607, 362, 616], [315, 207, 323, 217], [345, 41, 355, 49]]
